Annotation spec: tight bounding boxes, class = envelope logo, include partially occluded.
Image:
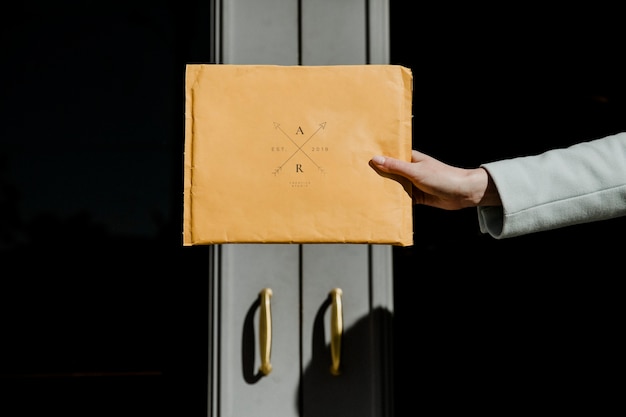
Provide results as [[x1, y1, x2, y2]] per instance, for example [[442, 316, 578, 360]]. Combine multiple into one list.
[[272, 121, 327, 176]]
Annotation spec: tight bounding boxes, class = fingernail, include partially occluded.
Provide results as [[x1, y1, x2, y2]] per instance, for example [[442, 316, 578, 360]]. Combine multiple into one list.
[[372, 155, 385, 165]]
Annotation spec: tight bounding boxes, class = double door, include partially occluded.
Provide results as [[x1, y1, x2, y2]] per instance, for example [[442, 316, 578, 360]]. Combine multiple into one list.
[[206, 1, 394, 415], [210, 244, 393, 416]]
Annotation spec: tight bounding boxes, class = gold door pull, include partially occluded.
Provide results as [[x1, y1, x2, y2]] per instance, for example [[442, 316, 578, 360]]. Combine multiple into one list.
[[329, 288, 343, 376], [259, 288, 273, 376]]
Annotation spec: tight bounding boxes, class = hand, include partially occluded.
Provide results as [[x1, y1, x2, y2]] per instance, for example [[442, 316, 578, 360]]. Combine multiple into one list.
[[370, 150, 501, 210]]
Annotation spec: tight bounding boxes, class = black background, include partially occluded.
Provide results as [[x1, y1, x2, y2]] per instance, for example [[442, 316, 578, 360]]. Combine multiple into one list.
[[392, 4, 625, 415], [1, 1, 624, 415]]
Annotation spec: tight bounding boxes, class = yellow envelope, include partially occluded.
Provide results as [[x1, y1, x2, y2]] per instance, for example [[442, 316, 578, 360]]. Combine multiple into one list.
[[184, 64, 413, 246]]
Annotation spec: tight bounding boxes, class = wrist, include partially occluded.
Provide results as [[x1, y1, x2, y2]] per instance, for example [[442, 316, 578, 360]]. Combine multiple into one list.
[[474, 167, 501, 207]]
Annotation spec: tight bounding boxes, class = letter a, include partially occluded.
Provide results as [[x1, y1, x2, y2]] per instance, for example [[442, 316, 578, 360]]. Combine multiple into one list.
[[295, 126, 304, 135]]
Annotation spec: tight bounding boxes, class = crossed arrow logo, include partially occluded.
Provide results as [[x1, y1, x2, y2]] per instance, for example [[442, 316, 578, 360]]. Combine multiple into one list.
[[272, 122, 327, 176]]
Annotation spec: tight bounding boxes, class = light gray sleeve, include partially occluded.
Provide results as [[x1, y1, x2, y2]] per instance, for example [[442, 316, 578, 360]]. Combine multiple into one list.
[[477, 132, 626, 239]]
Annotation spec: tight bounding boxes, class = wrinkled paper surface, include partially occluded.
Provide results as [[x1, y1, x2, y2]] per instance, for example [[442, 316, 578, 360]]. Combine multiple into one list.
[[184, 64, 413, 246]]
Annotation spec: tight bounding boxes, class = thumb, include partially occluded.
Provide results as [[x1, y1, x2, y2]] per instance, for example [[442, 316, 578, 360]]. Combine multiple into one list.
[[370, 155, 413, 176]]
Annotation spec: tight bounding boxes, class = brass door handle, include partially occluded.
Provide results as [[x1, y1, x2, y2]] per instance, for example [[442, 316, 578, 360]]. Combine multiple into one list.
[[259, 288, 273, 376], [329, 288, 343, 376]]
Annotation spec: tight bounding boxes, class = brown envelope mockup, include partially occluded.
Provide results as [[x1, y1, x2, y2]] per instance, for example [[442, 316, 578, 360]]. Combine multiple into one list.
[[183, 64, 413, 246]]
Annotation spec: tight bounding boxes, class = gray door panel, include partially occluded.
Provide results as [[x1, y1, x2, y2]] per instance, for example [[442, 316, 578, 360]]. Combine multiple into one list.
[[218, 244, 301, 417]]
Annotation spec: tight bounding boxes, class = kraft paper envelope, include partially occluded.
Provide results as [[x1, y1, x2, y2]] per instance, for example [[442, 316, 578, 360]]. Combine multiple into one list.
[[184, 64, 413, 246]]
